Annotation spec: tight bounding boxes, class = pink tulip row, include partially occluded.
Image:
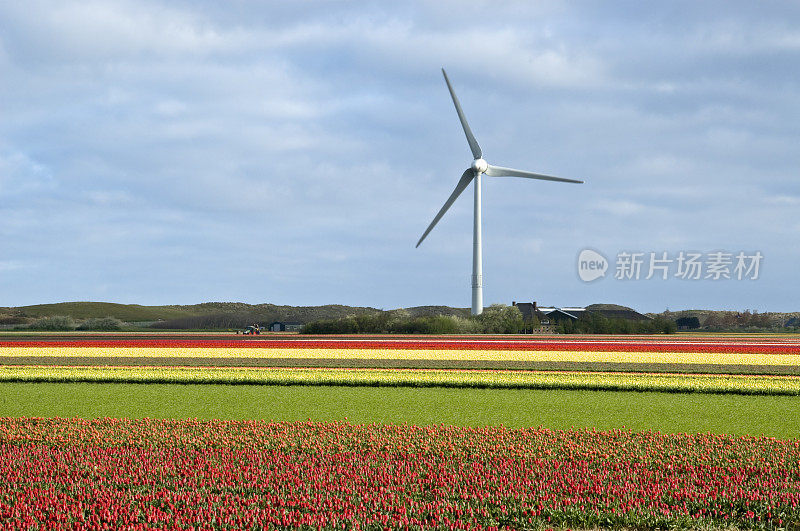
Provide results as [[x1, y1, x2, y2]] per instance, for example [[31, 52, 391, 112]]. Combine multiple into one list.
[[1, 418, 799, 529], [3, 337, 800, 354]]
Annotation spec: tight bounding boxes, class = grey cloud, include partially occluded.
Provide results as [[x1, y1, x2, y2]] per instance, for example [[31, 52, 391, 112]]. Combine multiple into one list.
[[0, 1, 798, 312]]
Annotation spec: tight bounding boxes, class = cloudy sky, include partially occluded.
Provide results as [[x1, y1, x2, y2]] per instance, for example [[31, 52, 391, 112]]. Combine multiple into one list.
[[1, 1, 798, 312]]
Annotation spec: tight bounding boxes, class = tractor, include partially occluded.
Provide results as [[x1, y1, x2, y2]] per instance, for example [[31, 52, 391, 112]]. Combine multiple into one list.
[[241, 324, 261, 335]]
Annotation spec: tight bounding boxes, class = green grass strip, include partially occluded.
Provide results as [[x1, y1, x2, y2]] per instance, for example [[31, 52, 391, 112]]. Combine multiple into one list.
[[3, 366, 800, 395]]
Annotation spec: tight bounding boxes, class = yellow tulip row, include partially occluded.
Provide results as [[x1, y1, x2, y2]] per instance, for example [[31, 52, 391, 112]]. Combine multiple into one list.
[[2, 346, 800, 366], [2, 366, 800, 395]]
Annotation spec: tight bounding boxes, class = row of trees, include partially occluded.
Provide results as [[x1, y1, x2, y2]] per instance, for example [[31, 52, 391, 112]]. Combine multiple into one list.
[[556, 313, 676, 334], [151, 313, 265, 330], [26, 316, 124, 331], [301, 305, 525, 334], [702, 310, 772, 330], [663, 310, 788, 332], [302, 305, 677, 335]]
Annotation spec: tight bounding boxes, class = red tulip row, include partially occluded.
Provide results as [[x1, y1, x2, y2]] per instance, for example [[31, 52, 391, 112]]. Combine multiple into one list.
[[3, 338, 800, 354], [2, 418, 799, 529]]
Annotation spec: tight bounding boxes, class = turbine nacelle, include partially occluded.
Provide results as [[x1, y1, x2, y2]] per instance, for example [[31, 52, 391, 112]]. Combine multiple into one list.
[[471, 158, 488, 174]]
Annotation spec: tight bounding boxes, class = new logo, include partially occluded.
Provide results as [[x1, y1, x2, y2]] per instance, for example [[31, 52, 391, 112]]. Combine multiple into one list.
[[577, 249, 608, 282]]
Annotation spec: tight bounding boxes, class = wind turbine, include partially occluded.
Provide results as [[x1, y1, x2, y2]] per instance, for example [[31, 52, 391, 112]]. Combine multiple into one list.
[[417, 68, 583, 316]]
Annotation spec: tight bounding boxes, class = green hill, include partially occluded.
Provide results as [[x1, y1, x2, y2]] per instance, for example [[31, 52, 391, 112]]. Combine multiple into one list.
[[9, 302, 198, 321], [0, 301, 385, 328], [8, 301, 793, 332]]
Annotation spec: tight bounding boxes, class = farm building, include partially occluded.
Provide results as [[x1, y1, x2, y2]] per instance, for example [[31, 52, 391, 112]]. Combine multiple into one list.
[[268, 322, 303, 332], [512, 301, 584, 322], [537, 307, 588, 323], [512, 301, 649, 329], [675, 316, 701, 330]]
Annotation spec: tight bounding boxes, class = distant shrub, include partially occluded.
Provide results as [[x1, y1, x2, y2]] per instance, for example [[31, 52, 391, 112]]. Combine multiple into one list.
[[675, 316, 701, 329], [392, 315, 461, 334], [300, 314, 387, 334], [77, 317, 124, 331], [151, 313, 264, 330], [475, 304, 524, 334], [301, 307, 525, 335], [557, 313, 676, 334], [28, 315, 76, 331], [450, 316, 484, 334], [0, 315, 28, 325]]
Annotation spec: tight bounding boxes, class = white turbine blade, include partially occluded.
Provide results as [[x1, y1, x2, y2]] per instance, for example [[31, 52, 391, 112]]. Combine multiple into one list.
[[442, 69, 482, 160], [485, 164, 583, 184], [416, 169, 475, 248]]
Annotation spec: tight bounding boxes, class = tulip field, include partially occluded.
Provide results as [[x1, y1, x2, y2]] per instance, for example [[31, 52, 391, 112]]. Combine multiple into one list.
[[6, 365, 800, 395], [3, 335, 800, 373], [2, 418, 800, 529], [1, 333, 800, 528]]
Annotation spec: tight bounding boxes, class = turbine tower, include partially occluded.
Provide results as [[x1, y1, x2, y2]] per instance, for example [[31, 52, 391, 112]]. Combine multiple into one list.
[[417, 69, 583, 316]]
